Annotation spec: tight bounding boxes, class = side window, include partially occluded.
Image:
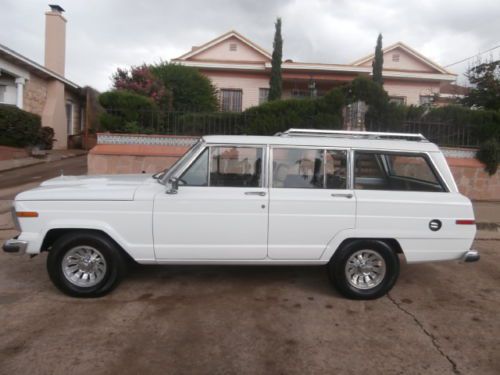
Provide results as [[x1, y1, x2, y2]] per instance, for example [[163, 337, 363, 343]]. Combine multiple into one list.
[[180, 148, 208, 186], [210, 146, 263, 187], [273, 148, 323, 188], [354, 153, 387, 190], [325, 150, 348, 189], [354, 152, 445, 192]]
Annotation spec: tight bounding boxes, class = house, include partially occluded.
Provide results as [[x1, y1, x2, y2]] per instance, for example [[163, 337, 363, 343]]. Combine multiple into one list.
[[0, 5, 86, 149], [172, 31, 457, 111]]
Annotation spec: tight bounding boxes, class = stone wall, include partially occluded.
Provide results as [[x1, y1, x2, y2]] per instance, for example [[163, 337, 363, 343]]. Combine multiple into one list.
[[88, 133, 500, 201], [24, 74, 48, 116]]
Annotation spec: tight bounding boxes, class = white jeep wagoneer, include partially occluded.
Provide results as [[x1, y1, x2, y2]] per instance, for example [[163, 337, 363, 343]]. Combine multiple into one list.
[[3, 129, 479, 299]]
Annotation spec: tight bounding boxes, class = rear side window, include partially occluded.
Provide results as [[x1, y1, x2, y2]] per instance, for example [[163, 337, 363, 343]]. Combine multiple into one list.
[[354, 151, 445, 192], [272, 148, 347, 189]]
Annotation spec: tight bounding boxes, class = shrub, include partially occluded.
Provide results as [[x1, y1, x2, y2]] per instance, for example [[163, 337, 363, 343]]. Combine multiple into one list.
[[477, 139, 500, 175], [244, 91, 343, 135], [150, 63, 218, 112], [98, 91, 158, 133], [0, 104, 41, 147], [37, 126, 55, 150]]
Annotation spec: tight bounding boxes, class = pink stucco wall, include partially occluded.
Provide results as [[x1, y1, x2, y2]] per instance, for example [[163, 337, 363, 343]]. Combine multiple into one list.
[[359, 47, 436, 73], [202, 70, 270, 110], [383, 79, 441, 105], [192, 36, 268, 62]]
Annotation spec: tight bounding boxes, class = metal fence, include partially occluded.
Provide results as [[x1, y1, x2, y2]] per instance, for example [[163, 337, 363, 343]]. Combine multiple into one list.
[[102, 109, 480, 148]]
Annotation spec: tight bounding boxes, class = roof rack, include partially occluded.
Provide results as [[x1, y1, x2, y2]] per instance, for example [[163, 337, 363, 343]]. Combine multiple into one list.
[[278, 128, 427, 142]]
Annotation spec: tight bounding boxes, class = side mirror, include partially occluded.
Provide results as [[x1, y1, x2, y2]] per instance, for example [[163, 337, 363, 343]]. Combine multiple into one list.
[[166, 177, 179, 194]]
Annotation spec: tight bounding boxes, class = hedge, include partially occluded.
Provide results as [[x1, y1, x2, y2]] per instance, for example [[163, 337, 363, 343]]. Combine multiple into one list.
[[99, 90, 158, 133], [0, 104, 42, 147]]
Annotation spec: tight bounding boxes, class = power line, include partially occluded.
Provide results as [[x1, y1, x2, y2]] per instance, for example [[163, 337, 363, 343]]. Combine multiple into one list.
[[444, 43, 500, 68]]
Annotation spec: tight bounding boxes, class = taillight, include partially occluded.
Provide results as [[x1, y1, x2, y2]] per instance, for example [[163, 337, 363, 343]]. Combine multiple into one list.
[[456, 219, 475, 225]]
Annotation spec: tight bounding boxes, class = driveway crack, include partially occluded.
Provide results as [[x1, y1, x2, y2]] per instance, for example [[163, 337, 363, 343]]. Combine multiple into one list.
[[387, 293, 460, 375]]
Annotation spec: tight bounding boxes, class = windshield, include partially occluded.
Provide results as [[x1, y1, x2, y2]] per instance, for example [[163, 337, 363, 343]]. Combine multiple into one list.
[[159, 140, 204, 184]]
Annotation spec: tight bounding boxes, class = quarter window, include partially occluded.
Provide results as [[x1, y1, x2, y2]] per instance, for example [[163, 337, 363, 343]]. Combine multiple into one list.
[[180, 148, 208, 186], [354, 152, 445, 192]]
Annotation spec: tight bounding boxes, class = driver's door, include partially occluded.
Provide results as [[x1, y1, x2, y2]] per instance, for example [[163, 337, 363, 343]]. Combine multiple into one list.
[[153, 145, 268, 260]]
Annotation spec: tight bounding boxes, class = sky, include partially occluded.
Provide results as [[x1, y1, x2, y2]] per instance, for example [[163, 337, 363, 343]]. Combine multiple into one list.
[[2, 0, 500, 91]]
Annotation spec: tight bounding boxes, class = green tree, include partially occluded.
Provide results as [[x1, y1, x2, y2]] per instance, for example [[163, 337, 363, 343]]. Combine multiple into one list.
[[463, 60, 500, 110], [268, 17, 283, 101], [150, 63, 218, 112], [372, 33, 384, 85]]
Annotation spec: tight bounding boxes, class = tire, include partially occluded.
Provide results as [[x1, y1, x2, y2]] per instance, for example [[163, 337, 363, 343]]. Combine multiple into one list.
[[46, 231, 127, 298], [328, 240, 400, 300]]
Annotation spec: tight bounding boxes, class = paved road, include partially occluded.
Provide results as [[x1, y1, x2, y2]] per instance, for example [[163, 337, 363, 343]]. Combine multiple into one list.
[[0, 236, 498, 375]]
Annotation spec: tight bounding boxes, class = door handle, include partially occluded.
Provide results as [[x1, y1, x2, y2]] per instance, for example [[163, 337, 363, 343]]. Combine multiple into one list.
[[331, 193, 353, 199], [245, 191, 266, 196]]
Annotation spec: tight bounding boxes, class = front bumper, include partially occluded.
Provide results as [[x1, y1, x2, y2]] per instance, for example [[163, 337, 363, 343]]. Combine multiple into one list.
[[462, 249, 480, 262], [2, 238, 28, 255]]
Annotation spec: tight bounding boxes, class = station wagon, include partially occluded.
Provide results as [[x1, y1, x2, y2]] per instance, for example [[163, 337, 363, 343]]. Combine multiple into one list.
[[3, 129, 479, 299]]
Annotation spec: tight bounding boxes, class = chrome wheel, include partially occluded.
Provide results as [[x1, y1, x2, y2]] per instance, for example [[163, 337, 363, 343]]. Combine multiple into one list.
[[345, 249, 386, 290], [61, 246, 107, 288]]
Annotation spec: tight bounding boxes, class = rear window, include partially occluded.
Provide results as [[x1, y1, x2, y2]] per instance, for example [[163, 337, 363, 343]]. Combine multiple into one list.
[[354, 151, 445, 192]]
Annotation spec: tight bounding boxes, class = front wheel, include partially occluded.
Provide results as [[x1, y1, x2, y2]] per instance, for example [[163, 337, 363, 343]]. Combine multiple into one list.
[[47, 231, 127, 298], [328, 240, 400, 300]]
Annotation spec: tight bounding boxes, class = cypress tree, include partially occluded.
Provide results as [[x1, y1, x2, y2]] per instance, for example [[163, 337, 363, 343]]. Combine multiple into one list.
[[268, 18, 283, 101], [372, 33, 384, 85]]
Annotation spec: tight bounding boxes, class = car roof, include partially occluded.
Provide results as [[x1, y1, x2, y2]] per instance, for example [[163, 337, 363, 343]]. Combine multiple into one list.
[[201, 135, 441, 152]]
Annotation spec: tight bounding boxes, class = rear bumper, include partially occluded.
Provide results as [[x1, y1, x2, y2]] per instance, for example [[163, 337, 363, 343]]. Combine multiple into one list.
[[462, 249, 480, 262], [2, 238, 28, 255]]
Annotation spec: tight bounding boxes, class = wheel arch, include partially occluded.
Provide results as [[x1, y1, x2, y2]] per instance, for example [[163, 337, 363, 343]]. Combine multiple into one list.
[[330, 237, 405, 262], [41, 228, 136, 263]]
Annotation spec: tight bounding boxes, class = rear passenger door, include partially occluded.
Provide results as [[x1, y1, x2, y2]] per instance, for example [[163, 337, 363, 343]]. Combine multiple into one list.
[[268, 147, 356, 259]]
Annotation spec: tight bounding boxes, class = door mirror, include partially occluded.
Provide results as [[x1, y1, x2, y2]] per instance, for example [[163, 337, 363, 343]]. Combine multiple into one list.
[[166, 177, 179, 194]]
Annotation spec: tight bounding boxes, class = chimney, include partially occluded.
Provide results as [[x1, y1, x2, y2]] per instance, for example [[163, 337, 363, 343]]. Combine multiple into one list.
[[44, 4, 66, 76]]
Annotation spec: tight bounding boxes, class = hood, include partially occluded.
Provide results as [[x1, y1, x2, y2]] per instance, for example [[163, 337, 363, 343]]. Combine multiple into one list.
[[16, 174, 154, 201]]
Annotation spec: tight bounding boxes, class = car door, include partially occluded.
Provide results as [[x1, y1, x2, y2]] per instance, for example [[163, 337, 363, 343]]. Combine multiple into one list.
[[153, 144, 268, 260], [268, 146, 356, 260]]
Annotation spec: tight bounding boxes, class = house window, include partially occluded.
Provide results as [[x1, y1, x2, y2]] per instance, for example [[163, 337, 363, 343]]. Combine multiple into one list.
[[229, 43, 237, 51], [65, 101, 73, 135], [0, 85, 6, 103], [389, 96, 406, 105], [220, 89, 242, 112], [259, 88, 269, 104], [392, 54, 400, 62], [291, 89, 309, 98], [419, 95, 434, 106]]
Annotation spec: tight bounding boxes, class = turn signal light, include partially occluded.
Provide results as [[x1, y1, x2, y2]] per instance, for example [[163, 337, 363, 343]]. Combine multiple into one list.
[[16, 211, 39, 218], [456, 219, 475, 225]]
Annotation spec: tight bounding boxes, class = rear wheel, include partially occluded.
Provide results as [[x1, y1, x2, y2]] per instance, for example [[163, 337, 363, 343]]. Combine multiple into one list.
[[47, 231, 127, 298], [328, 240, 400, 300]]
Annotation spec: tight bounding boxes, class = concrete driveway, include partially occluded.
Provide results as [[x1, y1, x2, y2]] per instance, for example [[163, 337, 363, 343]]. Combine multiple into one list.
[[0, 237, 498, 375]]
